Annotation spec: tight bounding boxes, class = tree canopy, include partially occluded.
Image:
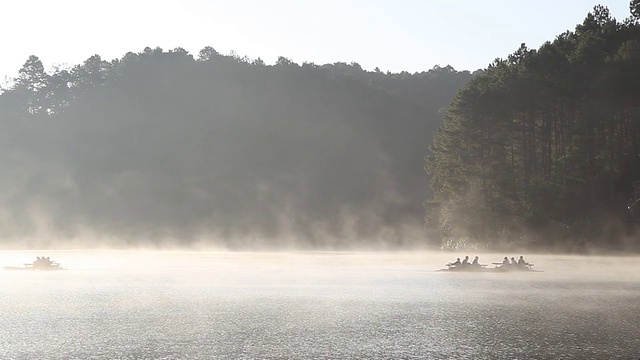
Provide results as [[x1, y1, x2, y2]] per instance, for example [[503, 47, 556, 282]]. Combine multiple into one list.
[[427, 5, 640, 252]]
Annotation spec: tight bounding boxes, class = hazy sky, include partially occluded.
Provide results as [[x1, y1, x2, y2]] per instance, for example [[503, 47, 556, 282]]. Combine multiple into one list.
[[0, 0, 632, 80]]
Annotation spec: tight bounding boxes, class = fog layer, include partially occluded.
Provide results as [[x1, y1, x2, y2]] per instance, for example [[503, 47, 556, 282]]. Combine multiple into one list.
[[0, 50, 472, 247]]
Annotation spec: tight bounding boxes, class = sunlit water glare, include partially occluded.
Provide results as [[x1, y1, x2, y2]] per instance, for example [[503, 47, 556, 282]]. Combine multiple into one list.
[[0, 251, 638, 359]]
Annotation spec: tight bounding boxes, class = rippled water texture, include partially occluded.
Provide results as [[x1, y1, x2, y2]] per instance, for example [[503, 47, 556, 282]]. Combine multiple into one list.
[[0, 250, 638, 359]]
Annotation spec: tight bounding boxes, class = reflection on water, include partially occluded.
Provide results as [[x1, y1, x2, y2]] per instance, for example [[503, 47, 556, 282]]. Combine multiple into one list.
[[0, 251, 638, 359]]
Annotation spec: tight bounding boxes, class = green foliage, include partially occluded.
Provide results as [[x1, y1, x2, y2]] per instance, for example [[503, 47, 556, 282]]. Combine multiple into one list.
[[427, 6, 640, 251]]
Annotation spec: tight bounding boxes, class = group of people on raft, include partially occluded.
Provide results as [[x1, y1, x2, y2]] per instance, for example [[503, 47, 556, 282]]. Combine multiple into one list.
[[32, 256, 56, 268], [450, 255, 481, 267], [449, 255, 530, 268], [500, 256, 530, 267]]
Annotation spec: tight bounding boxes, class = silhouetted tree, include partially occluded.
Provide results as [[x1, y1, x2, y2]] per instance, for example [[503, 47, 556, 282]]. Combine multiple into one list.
[[631, 0, 640, 19]]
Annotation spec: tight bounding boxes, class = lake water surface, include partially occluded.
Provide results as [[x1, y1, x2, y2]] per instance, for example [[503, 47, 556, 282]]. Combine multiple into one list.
[[0, 250, 638, 359]]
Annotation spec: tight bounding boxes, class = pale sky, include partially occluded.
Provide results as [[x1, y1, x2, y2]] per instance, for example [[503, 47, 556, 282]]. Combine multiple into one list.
[[0, 0, 633, 80]]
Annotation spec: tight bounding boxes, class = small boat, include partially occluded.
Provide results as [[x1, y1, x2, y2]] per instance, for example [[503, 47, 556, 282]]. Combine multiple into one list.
[[438, 262, 541, 272], [3, 258, 65, 271], [490, 263, 540, 272], [437, 263, 489, 272]]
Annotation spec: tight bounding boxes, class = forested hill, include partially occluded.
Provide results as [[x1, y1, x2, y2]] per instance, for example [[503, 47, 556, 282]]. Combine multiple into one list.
[[0, 48, 472, 247], [427, 4, 640, 252]]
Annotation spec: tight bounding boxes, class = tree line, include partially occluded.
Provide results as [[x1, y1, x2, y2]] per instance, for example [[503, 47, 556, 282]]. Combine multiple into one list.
[[427, 3, 640, 252], [0, 47, 472, 247]]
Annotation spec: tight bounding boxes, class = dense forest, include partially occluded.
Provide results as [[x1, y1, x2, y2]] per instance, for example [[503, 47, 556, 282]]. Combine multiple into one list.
[[0, 47, 472, 247], [427, 3, 640, 252]]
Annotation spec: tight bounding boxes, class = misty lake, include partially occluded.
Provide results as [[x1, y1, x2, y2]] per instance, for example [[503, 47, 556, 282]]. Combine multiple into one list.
[[0, 250, 638, 359]]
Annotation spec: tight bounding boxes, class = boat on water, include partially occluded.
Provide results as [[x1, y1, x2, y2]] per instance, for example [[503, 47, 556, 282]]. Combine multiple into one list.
[[438, 263, 489, 272], [438, 262, 540, 272], [3, 257, 65, 271], [490, 262, 540, 272]]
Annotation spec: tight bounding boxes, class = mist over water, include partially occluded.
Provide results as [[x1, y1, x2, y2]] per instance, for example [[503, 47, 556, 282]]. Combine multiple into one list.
[[0, 52, 475, 248], [1, 250, 638, 359]]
